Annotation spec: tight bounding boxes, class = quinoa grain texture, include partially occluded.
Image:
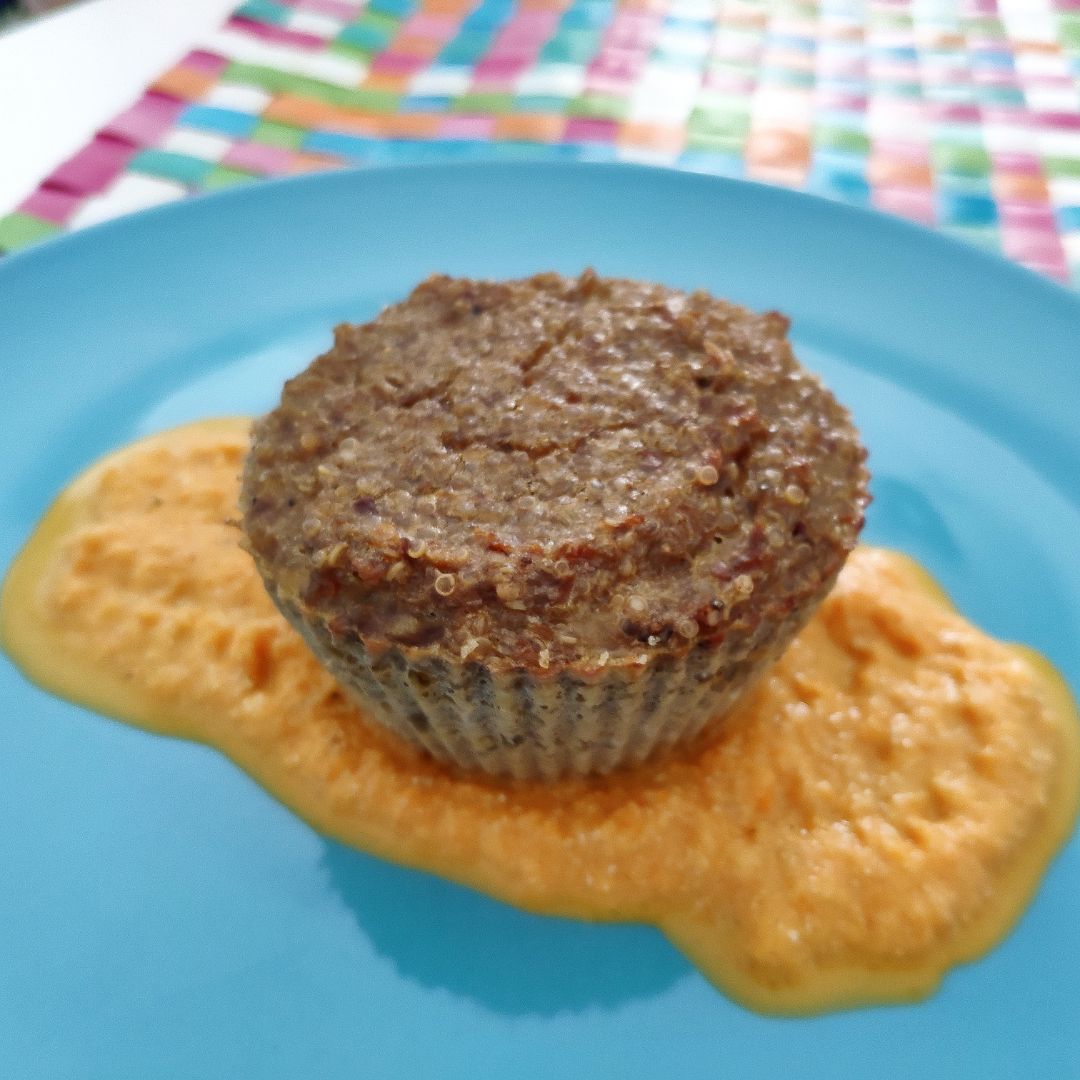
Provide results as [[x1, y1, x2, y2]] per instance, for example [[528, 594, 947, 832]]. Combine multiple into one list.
[[242, 272, 869, 778]]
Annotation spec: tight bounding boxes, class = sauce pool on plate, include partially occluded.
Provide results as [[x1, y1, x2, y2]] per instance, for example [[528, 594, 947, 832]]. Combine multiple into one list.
[[2, 418, 1078, 1015]]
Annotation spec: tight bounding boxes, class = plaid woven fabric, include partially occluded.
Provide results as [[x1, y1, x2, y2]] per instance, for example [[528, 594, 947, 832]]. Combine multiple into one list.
[[2, 0, 1079, 284]]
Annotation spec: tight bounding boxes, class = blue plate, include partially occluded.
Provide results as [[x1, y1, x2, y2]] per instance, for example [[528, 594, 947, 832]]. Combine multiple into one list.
[[1, 163, 1078, 1080]]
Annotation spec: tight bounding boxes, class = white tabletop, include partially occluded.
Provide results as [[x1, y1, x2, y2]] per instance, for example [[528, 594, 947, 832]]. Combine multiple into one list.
[[0, 0, 237, 213]]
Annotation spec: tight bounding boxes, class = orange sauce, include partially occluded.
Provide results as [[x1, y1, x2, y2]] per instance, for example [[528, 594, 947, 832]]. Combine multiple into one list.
[[2, 418, 1078, 1015]]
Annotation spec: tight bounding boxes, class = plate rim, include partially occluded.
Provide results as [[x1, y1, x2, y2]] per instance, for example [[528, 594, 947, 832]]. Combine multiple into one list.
[[4, 159, 1078, 307]]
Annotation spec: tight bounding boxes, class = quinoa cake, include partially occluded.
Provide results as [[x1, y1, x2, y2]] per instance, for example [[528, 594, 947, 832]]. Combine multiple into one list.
[[240, 271, 870, 779]]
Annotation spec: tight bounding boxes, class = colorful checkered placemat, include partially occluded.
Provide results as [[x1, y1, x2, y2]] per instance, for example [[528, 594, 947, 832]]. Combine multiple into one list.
[[3, 0, 1080, 285]]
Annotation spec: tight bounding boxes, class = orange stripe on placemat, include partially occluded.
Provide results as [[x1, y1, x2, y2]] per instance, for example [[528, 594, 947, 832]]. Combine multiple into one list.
[[394, 34, 447, 59], [994, 173, 1052, 202], [263, 94, 338, 128], [1013, 40, 1064, 54], [151, 65, 217, 101], [517, 0, 572, 9], [868, 157, 933, 188], [620, 121, 686, 153], [492, 113, 566, 142], [745, 129, 812, 186], [288, 152, 342, 174], [419, 0, 475, 12], [265, 95, 443, 140], [383, 113, 443, 138], [362, 72, 414, 93], [923, 31, 965, 49]]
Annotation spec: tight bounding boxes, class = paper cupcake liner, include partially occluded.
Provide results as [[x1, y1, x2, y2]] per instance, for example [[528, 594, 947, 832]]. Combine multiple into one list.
[[272, 584, 833, 781]]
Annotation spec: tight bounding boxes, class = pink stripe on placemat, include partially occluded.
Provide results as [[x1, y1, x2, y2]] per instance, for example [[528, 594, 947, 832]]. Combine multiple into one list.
[[1002, 224, 1066, 257], [589, 50, 647, 82], [284, 0, 361, 16], [493, 12, 560, 47], [480, 44, 543, 66], [371, 52, 429, 75], [1034, 111, 1080, 132], [474, 57, 533, 80], [439, 115, 497, 139], [228, 16, 326, 49], [606, 13, 660, 50], [1019, 74, 1079, 90], [999, 202, 1058, 229], [223, 141, 297, 174], [872, 138, 930, 163], [929, 102, 982, 124], [46, 137, 137, 195], [992, 151, 1044, 175], [17, 187, 82, 225], [402, 13, 459, 39], [981, 105, 1028, 126], [565, 117, 619, 143], [586, 71, 637, 96], [816, 90, 869, 112], [183, 49, 230, 74], [103, 93, 187, 147], [873, 185, 936, 225], [1002, 231, 1069, 282]]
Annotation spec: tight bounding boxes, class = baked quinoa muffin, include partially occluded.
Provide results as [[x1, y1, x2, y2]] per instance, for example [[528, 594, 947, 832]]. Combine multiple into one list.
[[241, 271, 870, 780]]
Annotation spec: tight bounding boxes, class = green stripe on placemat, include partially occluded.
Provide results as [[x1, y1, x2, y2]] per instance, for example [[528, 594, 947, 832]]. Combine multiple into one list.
[[1045, 156, 1080, 179], [224, 62, 401, 113], [0, 213, 61, 252], [251, 120, 309, 149], [203, 165, 260, 189], [451, 92, 515, 115], [566, 94, 629, 121]]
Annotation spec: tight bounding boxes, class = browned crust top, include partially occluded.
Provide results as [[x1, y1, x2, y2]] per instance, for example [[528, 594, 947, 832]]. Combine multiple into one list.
[[241, 271, 869, 672]]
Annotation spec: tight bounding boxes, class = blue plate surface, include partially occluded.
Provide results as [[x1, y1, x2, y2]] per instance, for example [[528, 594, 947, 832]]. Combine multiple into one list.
[[1, 163, 1078, 1080]]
